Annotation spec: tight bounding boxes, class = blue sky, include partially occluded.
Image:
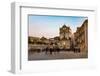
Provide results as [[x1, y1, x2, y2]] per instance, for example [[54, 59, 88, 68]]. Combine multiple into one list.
[[29, 15, 87, 38]]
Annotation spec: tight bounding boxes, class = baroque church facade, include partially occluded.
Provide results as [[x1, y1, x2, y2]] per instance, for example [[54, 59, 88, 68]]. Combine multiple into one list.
[[58, 24, 72, 49]]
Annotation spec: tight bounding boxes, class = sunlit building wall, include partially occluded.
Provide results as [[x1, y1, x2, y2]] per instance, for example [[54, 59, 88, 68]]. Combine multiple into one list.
[[74, 20, 88, 52]]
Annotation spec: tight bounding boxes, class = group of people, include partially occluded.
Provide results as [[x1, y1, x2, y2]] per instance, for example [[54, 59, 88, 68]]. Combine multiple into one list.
[[29, 43, 80, 55]]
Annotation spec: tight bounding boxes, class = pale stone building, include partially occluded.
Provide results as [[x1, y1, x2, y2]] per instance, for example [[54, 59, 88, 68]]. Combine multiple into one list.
[[59, 24, 72, 49], [74, 20, 88, 52]]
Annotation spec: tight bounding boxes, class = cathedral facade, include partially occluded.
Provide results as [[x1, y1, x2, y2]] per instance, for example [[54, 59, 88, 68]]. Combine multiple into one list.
[[58, 24, 72, 49]]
